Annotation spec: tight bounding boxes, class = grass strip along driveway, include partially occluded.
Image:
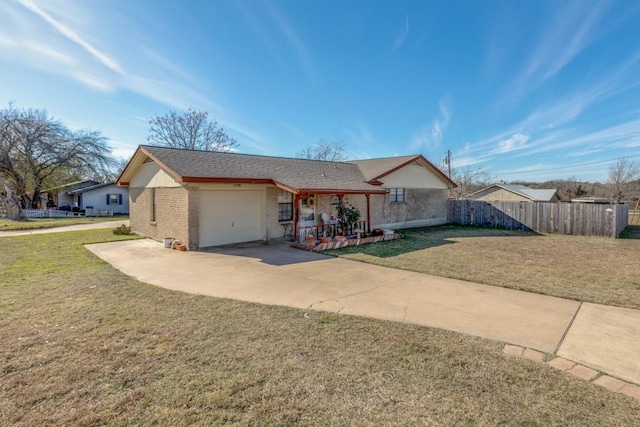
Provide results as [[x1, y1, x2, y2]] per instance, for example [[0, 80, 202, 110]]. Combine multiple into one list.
[[0, 216, 127, 231], [327, 225, 640, 311], [1, 230, 639, 425]]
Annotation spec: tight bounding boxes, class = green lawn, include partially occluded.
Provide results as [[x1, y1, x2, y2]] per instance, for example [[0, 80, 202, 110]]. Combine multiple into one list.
[[1, 230, 638, 425], [326, 225, 640, 310], [0, 215, 127, 231]]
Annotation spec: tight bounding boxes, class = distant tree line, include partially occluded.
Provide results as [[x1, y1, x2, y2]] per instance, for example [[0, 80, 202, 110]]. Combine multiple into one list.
[[449, 158, 640, 204]]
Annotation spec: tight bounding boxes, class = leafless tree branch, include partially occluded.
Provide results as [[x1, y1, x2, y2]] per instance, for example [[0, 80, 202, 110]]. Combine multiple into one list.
[[147, 107, 239, 152]]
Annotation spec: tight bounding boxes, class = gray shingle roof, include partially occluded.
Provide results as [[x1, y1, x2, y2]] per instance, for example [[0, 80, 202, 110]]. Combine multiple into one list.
[[67, 182, 117, 195], [519, 189, 557, 201], [468, 184, 558, 201], [140, 145, 383, 193]]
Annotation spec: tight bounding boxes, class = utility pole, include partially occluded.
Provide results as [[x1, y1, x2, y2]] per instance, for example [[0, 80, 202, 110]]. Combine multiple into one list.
[[445, 149, 452, 178]]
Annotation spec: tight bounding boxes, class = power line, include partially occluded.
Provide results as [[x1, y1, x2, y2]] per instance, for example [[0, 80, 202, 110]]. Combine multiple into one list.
[[496, 153, 640, 175]]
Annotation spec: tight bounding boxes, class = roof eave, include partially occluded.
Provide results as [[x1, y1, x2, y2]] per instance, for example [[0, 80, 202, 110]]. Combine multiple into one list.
[[295, 188, 387, 195], [116, 145, 185, 186]]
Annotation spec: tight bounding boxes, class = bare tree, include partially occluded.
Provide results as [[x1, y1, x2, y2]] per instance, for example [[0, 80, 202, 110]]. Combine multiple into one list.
[[147, 107, 239, 152], [607, 157, 640, 203], [94, 157, 130, 183], [449, 166, 493, 199], [0, 104, 114, 208], [297, 138, 348, 161]]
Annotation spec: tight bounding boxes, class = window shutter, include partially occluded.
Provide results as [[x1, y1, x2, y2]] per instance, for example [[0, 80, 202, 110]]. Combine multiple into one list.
[[118, 194, 123, 205], [106, 194, 110, 205]]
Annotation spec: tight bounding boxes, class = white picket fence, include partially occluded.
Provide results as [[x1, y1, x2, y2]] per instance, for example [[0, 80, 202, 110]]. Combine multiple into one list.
[[24, 208, 114, 218]]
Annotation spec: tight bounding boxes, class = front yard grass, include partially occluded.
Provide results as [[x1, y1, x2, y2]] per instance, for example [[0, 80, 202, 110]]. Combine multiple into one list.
[[1, 230, 639, 425], [0, 215, 127, 231], [326, 225, 640, 310]]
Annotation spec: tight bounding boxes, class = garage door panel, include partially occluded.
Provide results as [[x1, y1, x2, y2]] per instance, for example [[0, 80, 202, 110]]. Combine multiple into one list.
[[199, 190, 264, 247]]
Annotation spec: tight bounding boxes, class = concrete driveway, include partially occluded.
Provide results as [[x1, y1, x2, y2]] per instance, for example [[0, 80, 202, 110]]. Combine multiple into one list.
[[0, 220, 129, 237], [86, 238, 640, 386]]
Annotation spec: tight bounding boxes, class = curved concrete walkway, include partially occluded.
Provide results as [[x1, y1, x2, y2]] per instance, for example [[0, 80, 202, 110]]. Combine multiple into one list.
[[85, 239, 640, 393], [0, 220, 129, 237]]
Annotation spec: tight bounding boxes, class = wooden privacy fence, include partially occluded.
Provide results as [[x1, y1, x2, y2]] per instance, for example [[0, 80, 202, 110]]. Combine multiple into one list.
[[447, 200, 629, 238]]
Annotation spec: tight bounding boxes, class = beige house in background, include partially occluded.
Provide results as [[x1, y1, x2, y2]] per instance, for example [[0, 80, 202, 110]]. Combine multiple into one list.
[[467, 184, 559, 203], [116, 145, 456, 249]]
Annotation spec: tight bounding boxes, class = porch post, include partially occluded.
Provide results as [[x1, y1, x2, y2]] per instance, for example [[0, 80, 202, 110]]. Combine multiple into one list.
[[293, 193, 301, 242], [365, 193, 371, 233]]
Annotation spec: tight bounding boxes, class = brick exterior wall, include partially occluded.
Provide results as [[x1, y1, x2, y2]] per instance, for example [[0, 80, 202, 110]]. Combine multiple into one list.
[[129, 186, 193, 248], [369, 188, 449, 229], [186, 186, 199, 250], [265, 187, 283, 239]]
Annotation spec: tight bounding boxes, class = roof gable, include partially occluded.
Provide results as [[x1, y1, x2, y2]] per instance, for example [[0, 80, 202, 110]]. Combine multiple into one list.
[[351, 155, 456, 188]]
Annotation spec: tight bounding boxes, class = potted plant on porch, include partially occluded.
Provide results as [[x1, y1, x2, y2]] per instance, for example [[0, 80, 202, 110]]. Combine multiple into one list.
[[305, 229, 317, 245], [336, 202, 361, 242]]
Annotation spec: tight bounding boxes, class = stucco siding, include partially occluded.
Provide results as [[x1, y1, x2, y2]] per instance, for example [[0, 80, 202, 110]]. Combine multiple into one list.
[[130, 162, 181, 188]]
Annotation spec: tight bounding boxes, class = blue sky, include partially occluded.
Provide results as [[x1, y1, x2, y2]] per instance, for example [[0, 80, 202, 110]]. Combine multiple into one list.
[[1, 0, 640, 182]]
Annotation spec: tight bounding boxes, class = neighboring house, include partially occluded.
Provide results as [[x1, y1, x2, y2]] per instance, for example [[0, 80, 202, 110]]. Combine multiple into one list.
[[67, 182, 129, 214], [44, 180, 99, 208], [467, 184, 559, 203], [42, 180, 129, 213], [117, 145, 456, 249]]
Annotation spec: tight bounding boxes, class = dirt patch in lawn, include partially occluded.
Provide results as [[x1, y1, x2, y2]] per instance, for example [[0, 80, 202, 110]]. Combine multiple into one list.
[[326, 225, 640, 310], [0, 230, 638, 425]]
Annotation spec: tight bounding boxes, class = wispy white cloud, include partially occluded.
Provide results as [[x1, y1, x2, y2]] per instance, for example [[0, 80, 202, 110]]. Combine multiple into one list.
[[511, 1, 611, 95], [394, 15, 409, 50], [524, 117, 640, 156], [18, 0, 123, 74], [412, 97, 452, 152], [266, 2, 315, 77], [72, 71, 114, 92], [283, 122, 306, 141], [110, 140, 136, 160], [451, 156, 488, 168], [345, 124, 375, 145], [22, 39, 75, 64], [489, 133, 529, 155], [0, 0, 264, 147], [462, 46, 640, 162]]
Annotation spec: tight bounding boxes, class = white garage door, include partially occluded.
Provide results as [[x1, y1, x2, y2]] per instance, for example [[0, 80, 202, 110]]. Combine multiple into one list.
[[199, 190, 264, 248]]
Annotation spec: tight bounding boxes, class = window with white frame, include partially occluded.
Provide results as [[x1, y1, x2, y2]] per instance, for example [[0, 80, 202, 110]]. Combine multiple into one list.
[[278, 189, 293, 221], [390, 188, 405, 203]]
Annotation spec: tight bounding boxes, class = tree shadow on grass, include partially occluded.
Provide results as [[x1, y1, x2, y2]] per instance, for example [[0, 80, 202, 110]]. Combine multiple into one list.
[[326, 225, 542, 259]]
